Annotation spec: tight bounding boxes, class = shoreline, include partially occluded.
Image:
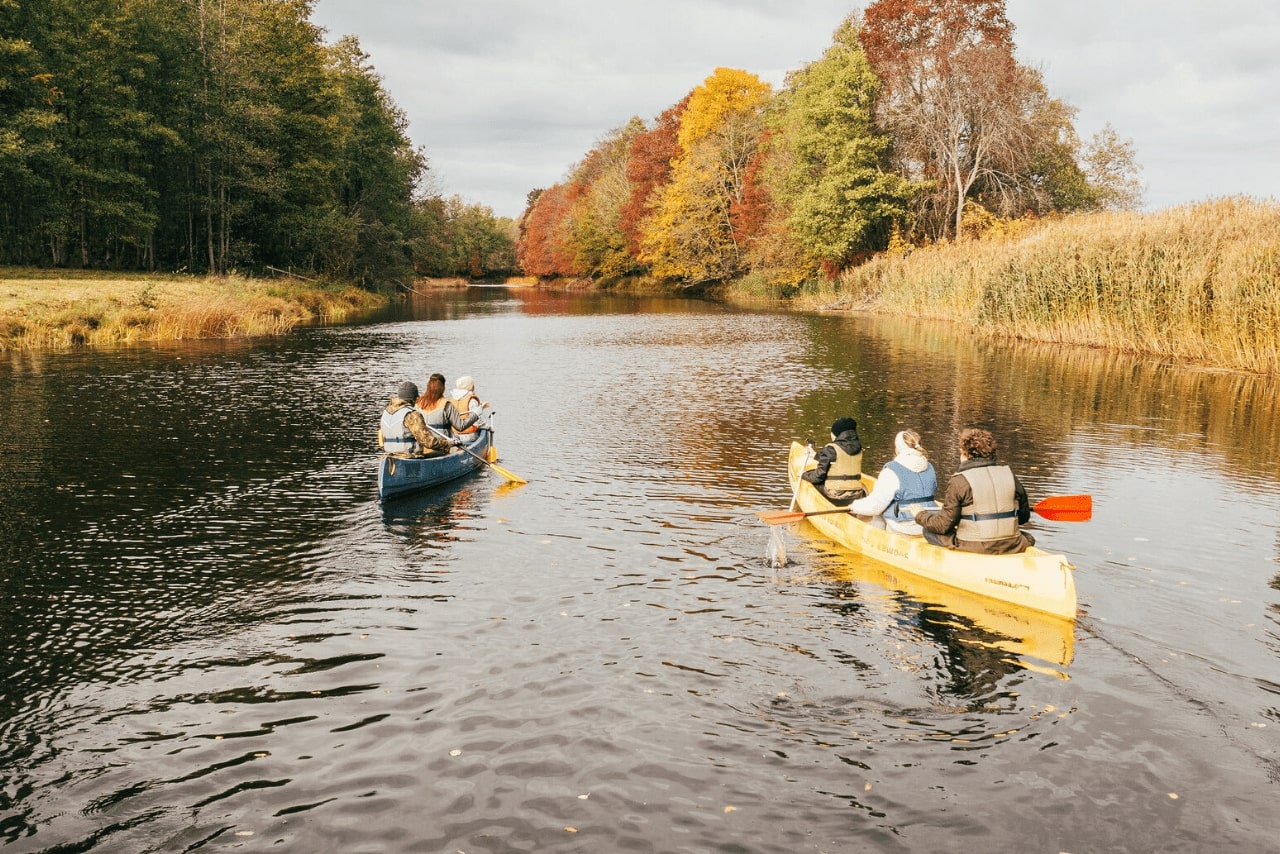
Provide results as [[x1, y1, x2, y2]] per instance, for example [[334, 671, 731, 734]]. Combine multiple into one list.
[[0, 270, 391, 351], [7, 208, 1278, 377]]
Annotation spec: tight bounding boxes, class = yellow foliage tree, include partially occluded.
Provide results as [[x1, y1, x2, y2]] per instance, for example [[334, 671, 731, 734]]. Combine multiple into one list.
[[640, 68, 771, 282]]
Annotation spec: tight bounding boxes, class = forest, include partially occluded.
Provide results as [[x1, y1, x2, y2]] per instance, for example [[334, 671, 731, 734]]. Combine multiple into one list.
[[0, 0, 517, 284], [516, 0, 1143, 289]]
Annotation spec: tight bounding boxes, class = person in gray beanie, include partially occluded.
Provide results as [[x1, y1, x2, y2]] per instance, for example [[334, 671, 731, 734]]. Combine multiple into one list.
[[377, 381, 453, 457]]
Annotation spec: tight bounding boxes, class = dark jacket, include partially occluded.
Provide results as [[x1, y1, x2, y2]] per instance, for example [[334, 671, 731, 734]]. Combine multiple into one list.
[[914, 457, 1035, 554], [801, 429, 867, 505]]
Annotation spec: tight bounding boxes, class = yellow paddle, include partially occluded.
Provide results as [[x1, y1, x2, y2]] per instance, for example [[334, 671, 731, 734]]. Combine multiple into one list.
[[457, 440, 527, 484], [427, 423, 527, 484]]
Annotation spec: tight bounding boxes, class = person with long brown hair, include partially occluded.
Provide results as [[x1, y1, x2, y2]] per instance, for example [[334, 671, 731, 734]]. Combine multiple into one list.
[[415, 373, 480, 442], [378, 381, 452, 457]]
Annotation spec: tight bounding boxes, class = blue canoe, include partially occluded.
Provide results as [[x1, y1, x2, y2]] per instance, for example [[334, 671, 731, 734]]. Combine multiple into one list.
[[377, 428, 492, 501]]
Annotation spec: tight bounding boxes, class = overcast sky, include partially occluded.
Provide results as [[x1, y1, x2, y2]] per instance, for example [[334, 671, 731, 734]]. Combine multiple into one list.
[[309, 0, 1280, 219]]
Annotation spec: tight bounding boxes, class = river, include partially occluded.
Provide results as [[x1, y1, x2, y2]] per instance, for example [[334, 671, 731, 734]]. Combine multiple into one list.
[[1, 287, 1276, 852]]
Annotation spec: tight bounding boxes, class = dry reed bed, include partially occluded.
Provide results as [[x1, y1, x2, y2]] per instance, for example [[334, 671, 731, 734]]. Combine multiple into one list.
[[0, 273, 386, 350], [812, 198, 1280, 374]]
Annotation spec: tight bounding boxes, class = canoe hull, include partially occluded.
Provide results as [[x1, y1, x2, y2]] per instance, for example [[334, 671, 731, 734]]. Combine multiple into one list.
[[787, 441, 1078, 620], [377, 429, 492, 501]]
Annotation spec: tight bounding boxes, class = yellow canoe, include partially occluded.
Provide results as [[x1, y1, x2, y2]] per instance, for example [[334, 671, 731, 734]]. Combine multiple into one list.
[[793, 531, 1075, 670], [787, 441, 1078, 620]]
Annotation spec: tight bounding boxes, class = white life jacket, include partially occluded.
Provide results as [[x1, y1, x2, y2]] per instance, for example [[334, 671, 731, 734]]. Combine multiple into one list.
[[380, 405, 418, 455], [956, 464, 1019, 542]]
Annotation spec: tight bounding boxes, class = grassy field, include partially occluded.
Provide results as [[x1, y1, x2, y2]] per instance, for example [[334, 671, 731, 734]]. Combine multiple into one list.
[[0, 269, 389, 351], [764, 197, 1280, 375]]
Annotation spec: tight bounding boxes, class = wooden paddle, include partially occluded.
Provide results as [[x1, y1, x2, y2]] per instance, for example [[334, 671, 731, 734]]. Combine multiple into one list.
[[457, 439, 527, 484], [428, 424, 527, 484], [757, 494, 1091, 526]]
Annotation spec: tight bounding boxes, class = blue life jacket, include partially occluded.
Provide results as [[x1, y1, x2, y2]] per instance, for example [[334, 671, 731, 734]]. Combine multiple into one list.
[[885, 459, 939, 521]]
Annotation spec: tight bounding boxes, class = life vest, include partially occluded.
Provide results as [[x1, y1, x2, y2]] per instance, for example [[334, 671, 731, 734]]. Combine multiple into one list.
[[955, 464, 1019, 542], [884, 459, 939, 521], [418, 398, 449, 431], [380, 405, 418, 455], [452, 392, 479, 435], [823, 443, 863, 489]]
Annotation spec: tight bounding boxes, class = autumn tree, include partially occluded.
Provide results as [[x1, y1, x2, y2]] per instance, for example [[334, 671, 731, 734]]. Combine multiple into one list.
[[619, 96, 688, 257], [516, 182, 576, 277], [640, 68, 771, 283], [1082, 123, 1144, 211], [861, 0, 1046, 240], [560, 119, 645, 279], [768, 14, 916, 274]]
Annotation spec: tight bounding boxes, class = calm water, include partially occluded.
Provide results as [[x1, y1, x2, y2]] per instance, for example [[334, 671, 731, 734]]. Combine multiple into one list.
[[1, 288, 1277, 852]]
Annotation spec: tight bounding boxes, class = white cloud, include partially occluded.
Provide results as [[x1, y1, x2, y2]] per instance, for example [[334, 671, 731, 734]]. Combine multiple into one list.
[[314, 0, 1280, 216]]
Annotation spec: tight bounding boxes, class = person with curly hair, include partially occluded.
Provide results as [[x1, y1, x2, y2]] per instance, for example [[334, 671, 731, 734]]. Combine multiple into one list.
[[913, 427, 1036, 554]]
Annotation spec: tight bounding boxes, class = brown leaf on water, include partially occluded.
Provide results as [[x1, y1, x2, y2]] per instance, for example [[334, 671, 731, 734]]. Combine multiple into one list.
[[564, 827, 578, 833]]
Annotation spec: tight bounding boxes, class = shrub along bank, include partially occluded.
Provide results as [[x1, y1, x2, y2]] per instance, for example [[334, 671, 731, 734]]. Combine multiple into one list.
[[762, 198, 1280, 375], [0, 270, 388, 351]]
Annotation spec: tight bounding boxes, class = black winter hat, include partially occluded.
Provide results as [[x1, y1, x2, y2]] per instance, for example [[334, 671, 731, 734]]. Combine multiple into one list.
[[831, 417, 858, 436], [396, 381, 419, 402]]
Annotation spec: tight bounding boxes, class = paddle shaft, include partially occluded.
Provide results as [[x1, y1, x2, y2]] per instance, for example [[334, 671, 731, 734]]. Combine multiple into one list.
[[761, 494, 1091, 525], [425, 422, 527, 484], [789, 444, 813, 512]]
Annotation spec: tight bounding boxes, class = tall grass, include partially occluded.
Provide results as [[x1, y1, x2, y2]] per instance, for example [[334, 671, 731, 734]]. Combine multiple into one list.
[[0, 271, 387, 350], [791, 197, 1280, 374]]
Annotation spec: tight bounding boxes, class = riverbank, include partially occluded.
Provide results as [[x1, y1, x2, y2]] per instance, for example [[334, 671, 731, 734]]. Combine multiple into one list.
[[754, 197, 1280, 375], [0, 270, 389, 351]]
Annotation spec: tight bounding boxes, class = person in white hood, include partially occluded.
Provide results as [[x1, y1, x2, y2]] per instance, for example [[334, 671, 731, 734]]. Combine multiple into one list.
[[848, 430, 941, 536]]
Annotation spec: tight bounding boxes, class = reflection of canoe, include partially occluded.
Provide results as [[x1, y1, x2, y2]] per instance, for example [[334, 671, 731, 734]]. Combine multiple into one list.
[[377, 428, 492, 501], [788, 441, 1078, 620], [798, 530, 1075, 669]]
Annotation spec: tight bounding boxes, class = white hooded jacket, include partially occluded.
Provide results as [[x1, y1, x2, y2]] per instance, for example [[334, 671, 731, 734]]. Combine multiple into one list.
[[849, 435, 936, 535]]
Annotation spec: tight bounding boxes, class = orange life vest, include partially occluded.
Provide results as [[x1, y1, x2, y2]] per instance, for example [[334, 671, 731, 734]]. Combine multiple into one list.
[[452, 392, 480, 434]]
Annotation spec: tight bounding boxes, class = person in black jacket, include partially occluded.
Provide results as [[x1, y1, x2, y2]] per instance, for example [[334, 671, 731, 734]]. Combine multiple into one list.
[[801, 417, 867, 506]]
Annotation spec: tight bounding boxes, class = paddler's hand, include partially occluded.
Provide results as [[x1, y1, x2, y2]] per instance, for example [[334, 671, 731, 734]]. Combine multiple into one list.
[[907, 504, 923, 515]]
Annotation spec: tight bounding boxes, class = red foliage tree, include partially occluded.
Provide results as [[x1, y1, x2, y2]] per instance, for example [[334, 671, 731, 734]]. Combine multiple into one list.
[[618, 95, 690, 257], [860, 0, 1043, 239], [860, 0, 1015, 80], [729, 131, 772, 248], [516, 183, 577, 277]]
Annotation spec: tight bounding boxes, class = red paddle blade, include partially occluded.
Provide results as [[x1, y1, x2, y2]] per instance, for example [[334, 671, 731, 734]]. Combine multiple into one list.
[[1034, 494, 1091, 513], [1035, 507, 1092, 522], [756, 509, 807, 525], [1034, 494, 1092, 521]]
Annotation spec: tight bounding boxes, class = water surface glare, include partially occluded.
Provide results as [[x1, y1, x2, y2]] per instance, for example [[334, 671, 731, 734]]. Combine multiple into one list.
[[1, 288, 1277, 852]]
